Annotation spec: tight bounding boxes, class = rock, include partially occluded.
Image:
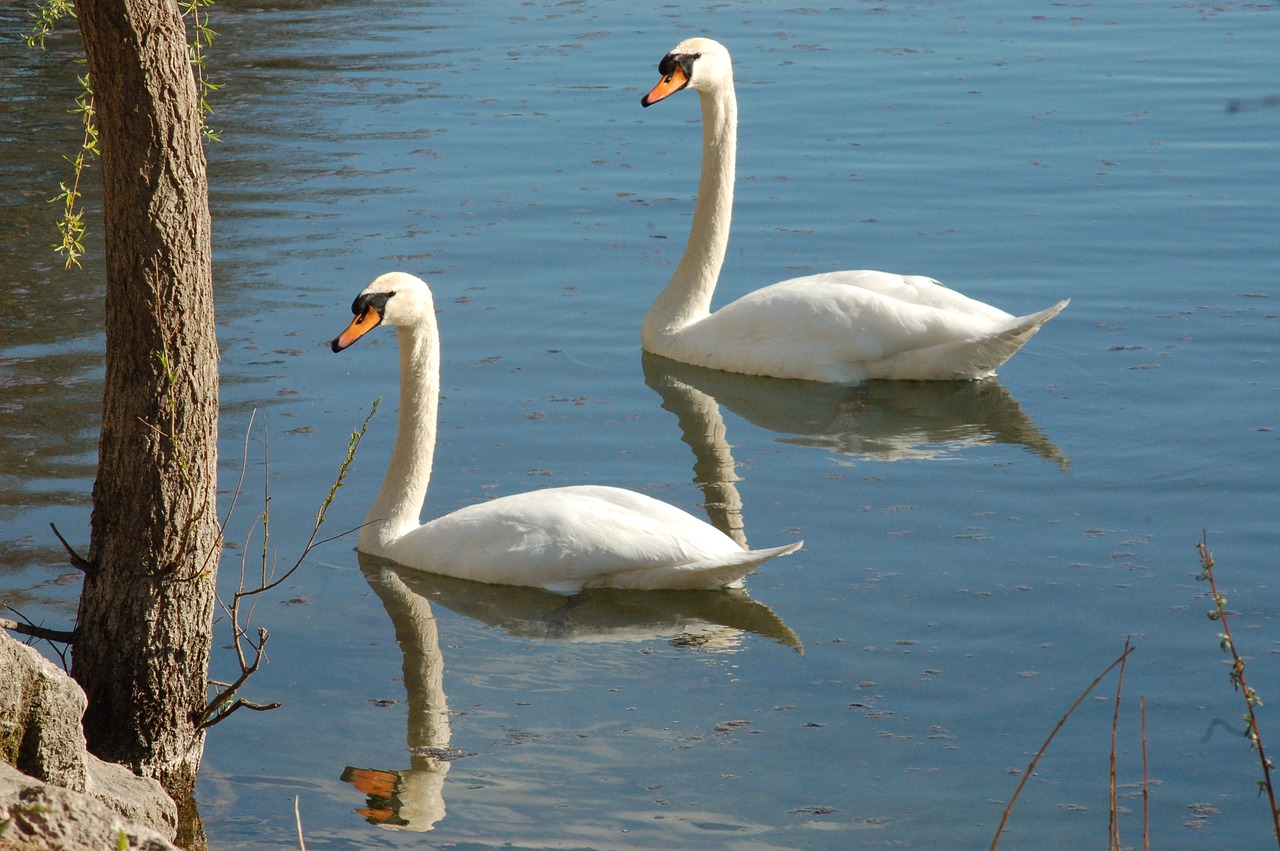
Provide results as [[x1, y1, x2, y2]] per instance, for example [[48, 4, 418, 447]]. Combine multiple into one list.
[[0, 631, 178, 846], [84, 755, 181, 838], [0, 633, 88, 792], [0, 762, 179, 851]]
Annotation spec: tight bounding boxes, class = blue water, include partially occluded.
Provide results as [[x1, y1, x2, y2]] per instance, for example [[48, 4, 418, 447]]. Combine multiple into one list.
[[4, 1, 1280, 848]]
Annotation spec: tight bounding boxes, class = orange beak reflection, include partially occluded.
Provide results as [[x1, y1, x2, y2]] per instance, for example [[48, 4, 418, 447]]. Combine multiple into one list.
[[641, 64, 689, 107], [342, 766, 405, 826], [344, 766, 400, 798], [331, 305, 383, 352]]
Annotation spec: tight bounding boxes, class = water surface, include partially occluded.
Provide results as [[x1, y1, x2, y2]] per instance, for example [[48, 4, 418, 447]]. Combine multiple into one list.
[[3, 1, 1279, 848]]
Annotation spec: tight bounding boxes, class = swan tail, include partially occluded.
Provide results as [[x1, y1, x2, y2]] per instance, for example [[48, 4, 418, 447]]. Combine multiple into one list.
[[877, 299, 1069, 380], [1000, 299, 1070, 339], [975, 298, 1070, 373], [597, 540, 803, 591]]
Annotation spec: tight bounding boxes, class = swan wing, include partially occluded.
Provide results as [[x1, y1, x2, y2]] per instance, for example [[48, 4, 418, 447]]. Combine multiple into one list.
[[385, 485, 799, 592], [665, 271, 1066, 382]]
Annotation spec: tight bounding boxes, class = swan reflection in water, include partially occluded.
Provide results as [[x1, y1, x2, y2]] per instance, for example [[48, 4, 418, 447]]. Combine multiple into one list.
[[643, 351, 1069, 470], [642, 350, 1067, 548], [341, 560, 456, 832], [342, 554, 800, 831]]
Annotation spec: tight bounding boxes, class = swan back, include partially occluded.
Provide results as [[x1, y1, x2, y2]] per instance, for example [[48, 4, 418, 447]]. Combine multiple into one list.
[[389, 484, 800, 593]]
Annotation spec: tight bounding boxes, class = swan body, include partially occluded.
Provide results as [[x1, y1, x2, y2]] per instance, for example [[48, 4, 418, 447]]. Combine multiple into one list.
[[332, 272, 801, 594], [640, 37, 1068, 384]]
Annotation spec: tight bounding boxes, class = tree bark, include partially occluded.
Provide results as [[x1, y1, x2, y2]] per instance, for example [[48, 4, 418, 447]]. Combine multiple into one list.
[[72, 0, 219, 803]]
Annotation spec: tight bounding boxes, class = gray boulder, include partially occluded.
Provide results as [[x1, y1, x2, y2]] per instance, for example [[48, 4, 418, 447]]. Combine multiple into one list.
[[0, 631, 178, 847], [0, 761, 179, 851], [0, 632, 87, 792]]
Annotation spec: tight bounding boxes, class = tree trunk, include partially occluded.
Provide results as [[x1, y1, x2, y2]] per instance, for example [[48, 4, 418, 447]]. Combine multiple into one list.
[[72, 0, 219, 804]]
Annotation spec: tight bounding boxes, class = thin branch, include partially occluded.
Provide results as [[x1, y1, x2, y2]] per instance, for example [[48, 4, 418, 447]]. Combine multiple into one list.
[[246, 399, 379, 598], [0, 616, 77, 645], [990, 644, 1136, 851], [199, 697, 283, 730], [25, 0, 76, 48], [199, 627, 272, 729], [197, 408, 257, 584], [1197, 532, 1280, 846], [201, 402, 379, 729], [3, 606, 74, 670], [295, 795, 307, 851], [305, 520, 377, 554], [260, 417, 271, 590], [48, 78, 97, 269], [1109, 636, 1133, 851], [1141, 694, 1150, 851], [48, 522, 92, 573]]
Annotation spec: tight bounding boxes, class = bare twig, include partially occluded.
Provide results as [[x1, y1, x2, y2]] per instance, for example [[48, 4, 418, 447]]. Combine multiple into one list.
[[1110, 636, 1133, 850], [199, 626, 274, 729], [2, 605, 75, 670], [199, 697, 282, 730], [295, 795, 307, 851], [1141, 694, 1149, 851], [1197, 532, 1280, 846], [0, 616, 77, 645], [200, 401, 379, 728], [990, 644, 1136, 851], [211, 408, 258, 578], [48, 522, 92, 573], [252, 398, 379, 598]]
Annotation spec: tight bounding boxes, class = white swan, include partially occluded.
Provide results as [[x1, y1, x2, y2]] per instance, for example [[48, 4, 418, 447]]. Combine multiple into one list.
[[639, 37, 1068, 384], [331, 272, 801, 594]]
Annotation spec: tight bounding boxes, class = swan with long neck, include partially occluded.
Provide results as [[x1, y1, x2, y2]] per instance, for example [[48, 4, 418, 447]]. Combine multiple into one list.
[[640, 37, 1068, 384], [331, 272, 801, 594]]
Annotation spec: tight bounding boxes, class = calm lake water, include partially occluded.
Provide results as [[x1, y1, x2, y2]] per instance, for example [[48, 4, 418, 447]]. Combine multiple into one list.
[[4, 1, 1280, 848]]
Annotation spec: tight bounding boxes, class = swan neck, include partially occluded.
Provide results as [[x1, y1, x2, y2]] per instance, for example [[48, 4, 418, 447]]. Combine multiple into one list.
[[361, 322, 439, 551], [644, 81, 737, 343]]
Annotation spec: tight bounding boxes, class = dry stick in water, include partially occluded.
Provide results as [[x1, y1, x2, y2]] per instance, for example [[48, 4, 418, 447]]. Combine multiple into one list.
[[1141, 694, 1149, 851], [295, 795, 307, 851], [1197, 533, 1280, 846], [1109, 636, 1133, 851], [989, 644, 1136, 851]]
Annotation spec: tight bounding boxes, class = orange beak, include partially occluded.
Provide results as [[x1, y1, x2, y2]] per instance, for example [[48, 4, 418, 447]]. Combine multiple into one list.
[[331, 305, 383, 352], [641, 63, 689, 107]]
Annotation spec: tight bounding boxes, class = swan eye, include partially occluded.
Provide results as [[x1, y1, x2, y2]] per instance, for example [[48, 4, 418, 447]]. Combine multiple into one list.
[[351, 290, 395, 317], [657, 52, 698, 80]]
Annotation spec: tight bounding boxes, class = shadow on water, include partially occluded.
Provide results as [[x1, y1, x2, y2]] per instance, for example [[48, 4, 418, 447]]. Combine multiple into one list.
[[361, 553, 800, 651], [341, 554, 801, 832], [642, 350, 1070, 471]]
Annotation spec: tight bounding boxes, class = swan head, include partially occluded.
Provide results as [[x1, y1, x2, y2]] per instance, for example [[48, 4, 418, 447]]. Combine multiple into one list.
[[331, 272, 436, 352], [640, 37, 732, 107]]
